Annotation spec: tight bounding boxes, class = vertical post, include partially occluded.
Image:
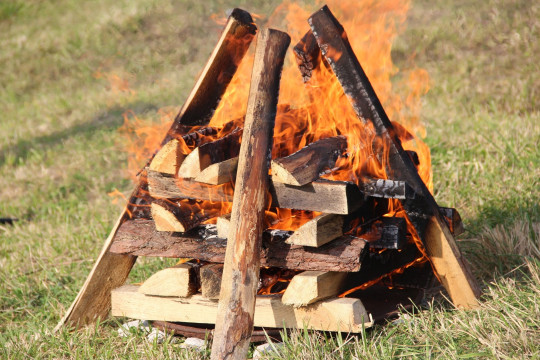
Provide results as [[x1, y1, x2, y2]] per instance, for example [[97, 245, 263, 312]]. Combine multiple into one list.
[[210, 28, 290, 360]]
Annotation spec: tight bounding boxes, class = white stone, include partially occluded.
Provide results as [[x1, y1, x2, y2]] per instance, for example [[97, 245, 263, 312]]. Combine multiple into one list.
[[252, 342, 284, 359], [118, 319, 150, 337], [179, 337, 206, 351]]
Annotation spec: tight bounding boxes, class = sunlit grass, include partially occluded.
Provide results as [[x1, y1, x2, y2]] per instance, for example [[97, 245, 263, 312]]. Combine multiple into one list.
[[1, 0, 538, 358]]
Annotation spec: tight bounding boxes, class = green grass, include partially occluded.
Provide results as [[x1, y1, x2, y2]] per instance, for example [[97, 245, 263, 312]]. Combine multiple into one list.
[[1, 0, 539, 358]]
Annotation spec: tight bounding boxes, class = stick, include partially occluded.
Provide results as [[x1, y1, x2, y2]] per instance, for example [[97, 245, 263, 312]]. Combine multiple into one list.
[[211, 28, 290, 360], [166, 9, 257, 136], [309, 5, 480, 308]]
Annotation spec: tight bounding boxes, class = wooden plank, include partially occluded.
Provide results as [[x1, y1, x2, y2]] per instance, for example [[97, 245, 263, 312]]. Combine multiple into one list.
[[177, 128, 242, 179], [285, 213, 343, 247], [166, 9, 257, 135], [439, 207, 464, 236], [309, 5, 480, 308], [211, 28, 290, 360], [138, 264, 197, 298], [54, 213, 136, 330], [56, 10, 257, 331], [147, 168, 362, 214], [281, 271, 347, 307], [111, 285, 372, 332], [200, 263, 224, 300], [109, 219, 368, 272], [195, 157, 238, 185], [216, 214, 231, 238], [271, 135, 347, 186], [370, 217, 407, 250], [362, 178, 415, 200]]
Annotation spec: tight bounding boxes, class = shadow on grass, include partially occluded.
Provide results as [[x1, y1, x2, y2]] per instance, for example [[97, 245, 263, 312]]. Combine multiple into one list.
[[0, 102, 158, 167]]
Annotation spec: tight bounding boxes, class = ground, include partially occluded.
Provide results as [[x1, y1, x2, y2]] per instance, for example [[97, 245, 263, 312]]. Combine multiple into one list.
[[0, 0, 538, 358]]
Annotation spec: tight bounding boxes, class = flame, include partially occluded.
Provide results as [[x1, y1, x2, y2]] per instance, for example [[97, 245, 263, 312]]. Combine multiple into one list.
[[118, 1, 434, 276]]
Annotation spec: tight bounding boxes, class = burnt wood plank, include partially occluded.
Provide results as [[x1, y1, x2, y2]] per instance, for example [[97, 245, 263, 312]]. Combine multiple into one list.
[[309, 5, 480, 308], [271, 135, 347, 186], [109, 219, 368, 273]]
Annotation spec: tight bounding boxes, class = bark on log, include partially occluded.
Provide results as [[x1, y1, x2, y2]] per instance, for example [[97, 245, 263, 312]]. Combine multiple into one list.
[[110, 219, 368, 273], [271, 135, 347, 186], [281, 271, 347, 307], [309, 5, 480, 308], [285, 213, 344, 247], [166, 9, 256, 136], [177, 128, 242, 179], [211, 29, 290, 360], [147, 168, 362, 214], [138, 264, 197, 297]]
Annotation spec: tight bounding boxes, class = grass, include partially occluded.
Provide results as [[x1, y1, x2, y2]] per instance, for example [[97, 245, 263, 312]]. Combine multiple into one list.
[[1, 0, 539, 358]]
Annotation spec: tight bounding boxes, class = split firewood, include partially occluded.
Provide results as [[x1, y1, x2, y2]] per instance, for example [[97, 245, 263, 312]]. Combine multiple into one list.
[[362, 178, 416, 200], [138, 264, 197, 298], [269, 178, 363, 214], [146, 169, 362, 214], [285, 213, 344, 247], [281, 271, 347, 307], [293, 30, 323, 83], [178, 128, 242, 179], [112, 284, 371, 332], [149, 139, 184, 175], [146, 169, 234, 203], [216, 214, 231, 238], [200, 263, 224, 300], [110, 219, 368, 273], [194, 157, 238, 185], [271, 135, 347, 186], [211, 29, 291, 360], [150, 199, 208, 233], [309, 5, 480, 308], [370, 217, 407, 250]]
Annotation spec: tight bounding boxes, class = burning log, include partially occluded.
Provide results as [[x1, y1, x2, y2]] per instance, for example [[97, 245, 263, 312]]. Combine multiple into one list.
[[194, 157, 238, 185], [362, 179, 416, 200], [55, 9, 258, 331], [285, 213, 344, 247], [138, 264, 197, 298], [211, 28, 290, 360], [177, 128, 242, 179], [167, 9, 257, 135], [111, 285, 371, 332], [309, 5, 480, 308], [200, 263, 224, 300], [271, 135, 347, 186], [151, 200, 208, 233], [281, 271, 347, 307], [109, 219, 368, 272], [370, 217, 407, 250], [147, 169, 363, 215], [293, 30, 323, 83]]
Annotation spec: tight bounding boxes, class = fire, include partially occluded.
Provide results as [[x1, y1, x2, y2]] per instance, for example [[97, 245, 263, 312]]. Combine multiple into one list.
[[118, 0, 434, 284]]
